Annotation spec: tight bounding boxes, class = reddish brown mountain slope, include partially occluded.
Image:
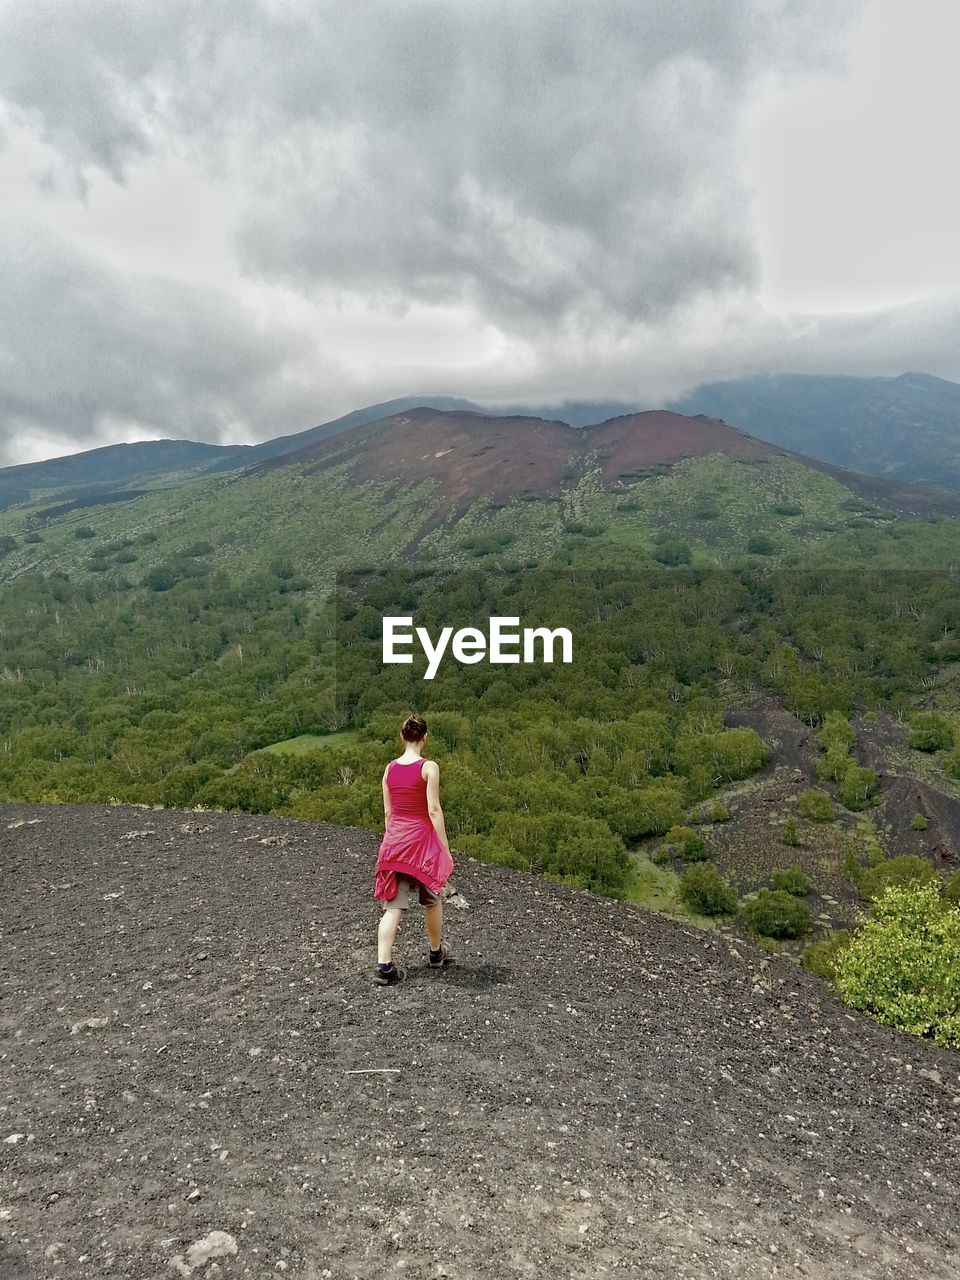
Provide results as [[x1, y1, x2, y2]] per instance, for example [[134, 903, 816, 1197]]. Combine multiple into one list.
[[583, 410, 775, 482], [258, 406, 780, 512], [266, 408, 578, 506]]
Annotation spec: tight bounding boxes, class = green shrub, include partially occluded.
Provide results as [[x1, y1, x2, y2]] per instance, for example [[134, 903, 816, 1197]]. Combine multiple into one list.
[[781, 818, 800, 846], [814, 713, 856, 784], [859, 855, 936, 903], [74, 526, 96, 539], [673, 728, 768, 784], [840, 762, 879, 811], [797, 788, 833, 821], [709, 800, 730, 823], [604, 784, 684, 840], [747, 534, 776, 555], [771, 864, 811, 896], [548, 818, 628, 895], [664, 825, 708, 862], [835, 883, 960, 1048], [24, 531, 42, 544], [653, 537, 692, 566], [841, 837, 862, 886], [946, 871, 960, 907], [801, 931, 852, 983], [909, 712, 954, 753], [910, 813, 928, 831], [679, 863, 737, 916], [741, 889, 812, 939], [815, 712, 856, 757]]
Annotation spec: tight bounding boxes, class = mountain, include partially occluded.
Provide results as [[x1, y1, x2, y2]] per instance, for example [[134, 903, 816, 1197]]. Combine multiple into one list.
[[0, 395, 485, 508], [4, 404, 960, 1087], [483, 397, 643, 427], [6, 372, 960, 507], [3, 406, 960, 597], [261, 406, 782, 504], [245, 394, 485, 463], [668, 371, 960, 492], [0, 438, 252, 509]]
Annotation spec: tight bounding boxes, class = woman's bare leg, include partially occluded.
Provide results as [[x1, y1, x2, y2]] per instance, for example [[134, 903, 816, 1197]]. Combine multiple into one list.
[[378, 908, 403, 963], [423, 901, 443, 951]]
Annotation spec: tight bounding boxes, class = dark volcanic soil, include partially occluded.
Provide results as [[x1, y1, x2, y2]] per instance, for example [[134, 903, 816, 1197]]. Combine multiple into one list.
[[2, 804, 959, 1280]]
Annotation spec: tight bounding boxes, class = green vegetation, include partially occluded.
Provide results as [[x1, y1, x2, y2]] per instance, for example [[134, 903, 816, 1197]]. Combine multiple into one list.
[[2, 430, 960, 922], [909, 712, 954, 753], [801, 931, 852, 982], [835, 883, 960, 1048], [797, 789, 833, 822], [770, 864, 811, 896], [663, 825, 708, 862], [742, 889, 813, 939], [840, 762, 879, 811], [259, 731, 360, 756], [678, 863, 738, 916], [811, 712, 878, 810], [910, 813, 928, 830], [781, 817, 801, 846], [858, 855, 938, 903]]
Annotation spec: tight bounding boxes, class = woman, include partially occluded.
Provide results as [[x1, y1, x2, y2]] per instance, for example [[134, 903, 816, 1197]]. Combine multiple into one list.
[[373, 714, 455, 984]]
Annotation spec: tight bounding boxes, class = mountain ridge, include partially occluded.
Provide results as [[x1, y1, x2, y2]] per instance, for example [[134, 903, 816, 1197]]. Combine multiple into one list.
[[4, 371, 960, 504], [669, 371, 960, 492], [252, 404, 960, 520]]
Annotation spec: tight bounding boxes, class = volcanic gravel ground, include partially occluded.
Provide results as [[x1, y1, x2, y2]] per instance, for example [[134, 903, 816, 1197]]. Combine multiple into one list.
[[1, 803, 959, 1280]]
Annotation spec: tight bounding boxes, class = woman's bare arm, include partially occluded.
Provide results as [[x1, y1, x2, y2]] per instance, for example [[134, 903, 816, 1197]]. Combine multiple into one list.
[[423, 760, 450, 853], [382, 764, 392, 828]]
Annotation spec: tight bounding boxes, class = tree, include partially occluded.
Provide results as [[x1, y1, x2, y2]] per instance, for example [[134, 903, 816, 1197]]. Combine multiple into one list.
[[840, 762, 879, 811], [771, 864, 811, 896], [742, 889, 812, 939], [797, 789, 833, 821], [663, 825, 708, 862], [679, 863, 737, 916], [835, 882, 960, 1048], [909, 712, 954, 753], [858, 855, 936, 903]]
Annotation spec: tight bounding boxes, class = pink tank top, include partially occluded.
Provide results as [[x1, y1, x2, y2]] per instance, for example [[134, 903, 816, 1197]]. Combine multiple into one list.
[[386, 759, 430, 819]]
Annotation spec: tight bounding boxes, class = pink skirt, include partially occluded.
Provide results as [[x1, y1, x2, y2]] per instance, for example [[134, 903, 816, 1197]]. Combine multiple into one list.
[[375, 814, 454, 899]]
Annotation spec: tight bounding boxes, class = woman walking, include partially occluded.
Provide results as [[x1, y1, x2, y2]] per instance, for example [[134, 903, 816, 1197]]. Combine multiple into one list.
[[373, 714, 455, 984]]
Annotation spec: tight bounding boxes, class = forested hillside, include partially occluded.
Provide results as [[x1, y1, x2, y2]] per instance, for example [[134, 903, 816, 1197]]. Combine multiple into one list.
[[1, 408, 960, 1043]]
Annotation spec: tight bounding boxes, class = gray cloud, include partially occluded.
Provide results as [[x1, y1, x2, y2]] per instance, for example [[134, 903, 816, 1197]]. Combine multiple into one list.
[[0, 1, 863, 327], [0, 208, 325, 464], [11, 0, 952, 466]]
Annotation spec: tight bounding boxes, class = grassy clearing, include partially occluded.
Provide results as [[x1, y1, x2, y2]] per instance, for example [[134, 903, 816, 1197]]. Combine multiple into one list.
[[621, 853, 719, 931]]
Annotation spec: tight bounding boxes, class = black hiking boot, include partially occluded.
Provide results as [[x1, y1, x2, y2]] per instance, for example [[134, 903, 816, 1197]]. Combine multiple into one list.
[[428, 940, 455, 969], [374, 962, 406, 985]]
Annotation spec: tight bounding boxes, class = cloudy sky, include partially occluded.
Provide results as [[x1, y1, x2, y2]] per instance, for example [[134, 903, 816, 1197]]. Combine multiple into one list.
[[1, 0, 958, 465]]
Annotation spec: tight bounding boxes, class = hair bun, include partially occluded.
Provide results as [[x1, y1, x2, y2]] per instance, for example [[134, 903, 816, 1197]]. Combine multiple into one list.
[[401, 714, 428, 742]]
